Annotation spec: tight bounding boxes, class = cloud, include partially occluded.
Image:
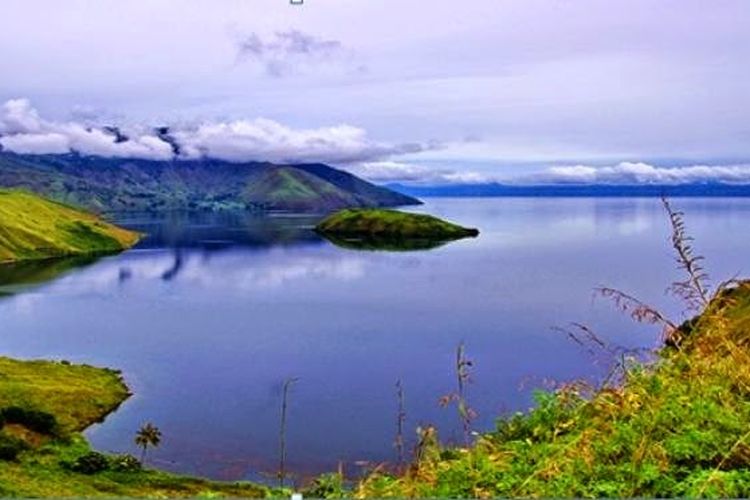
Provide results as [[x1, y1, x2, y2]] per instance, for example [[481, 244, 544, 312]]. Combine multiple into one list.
[[347, 161, 496, 184], [235, 30, 359, 77], [529, 162, 750, 185], [0, 98, 428, 164], [174, 120, 424, 164], [0, 99, 174, 160]]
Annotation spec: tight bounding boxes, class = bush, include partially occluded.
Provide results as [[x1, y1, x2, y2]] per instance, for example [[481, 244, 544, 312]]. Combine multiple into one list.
[[304, 473, 347, 499], [0, 406, 58, 435], [69, 451, 110, 474], [110, 454, 142, 472], [0, 433, 29, 461]]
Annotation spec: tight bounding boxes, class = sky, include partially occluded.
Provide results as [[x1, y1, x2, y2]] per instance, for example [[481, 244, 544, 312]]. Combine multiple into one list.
[[1, 0, 749, 185]]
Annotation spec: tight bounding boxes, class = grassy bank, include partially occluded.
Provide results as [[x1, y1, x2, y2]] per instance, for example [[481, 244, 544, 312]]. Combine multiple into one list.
[[352, 284, 750, 498], [0, 190, 140, 264], [0, 357, 271, 497]]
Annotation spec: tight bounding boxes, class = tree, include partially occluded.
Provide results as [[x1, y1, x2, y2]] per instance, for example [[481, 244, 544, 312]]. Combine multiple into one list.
[[134, 422, 162, 464]]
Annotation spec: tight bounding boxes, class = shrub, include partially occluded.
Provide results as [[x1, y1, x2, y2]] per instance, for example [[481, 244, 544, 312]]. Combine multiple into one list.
[[110, 453, 142, 472], [0, 433, 29, 461], [303, 472, 347, 499], [69, 451, 110, 474], [0, 406, 58, 435]]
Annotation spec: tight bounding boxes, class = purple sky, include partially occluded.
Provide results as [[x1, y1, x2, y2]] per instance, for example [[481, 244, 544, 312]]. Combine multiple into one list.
[[1, 0, 749, 184]]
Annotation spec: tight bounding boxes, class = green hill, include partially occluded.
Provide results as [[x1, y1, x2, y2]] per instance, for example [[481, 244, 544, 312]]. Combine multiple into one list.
[[0, 153, 421, 213], [317, 208, 479, 238], [0, 357, 271, 497], [0, 190, 140, 263], [242, 166, 360, 211]]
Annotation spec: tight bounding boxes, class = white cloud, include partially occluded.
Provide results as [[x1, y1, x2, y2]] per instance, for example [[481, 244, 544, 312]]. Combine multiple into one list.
[[175, 119, 422, 164], [0, 99, 428, 164], [347, 160, 497, 185], [531, 162, 750, 185]]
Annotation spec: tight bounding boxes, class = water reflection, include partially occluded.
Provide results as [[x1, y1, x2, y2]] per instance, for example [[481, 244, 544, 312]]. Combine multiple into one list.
[[0, 256, 102, 297]]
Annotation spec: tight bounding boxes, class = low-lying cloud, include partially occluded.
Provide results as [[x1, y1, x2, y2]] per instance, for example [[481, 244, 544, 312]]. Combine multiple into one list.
[[530, 162, 750, 185], [0, 98, 426, 164]]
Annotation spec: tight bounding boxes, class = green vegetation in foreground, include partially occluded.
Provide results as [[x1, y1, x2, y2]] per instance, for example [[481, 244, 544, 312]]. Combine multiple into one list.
[[0, 356, 272, 497], [316, 209, 479, 250], [351, 282, 750, 498], [0, 190, 141, 264]]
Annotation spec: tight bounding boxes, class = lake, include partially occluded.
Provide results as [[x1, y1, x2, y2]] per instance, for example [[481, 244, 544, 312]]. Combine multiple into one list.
[[1, 197, 749, 483]]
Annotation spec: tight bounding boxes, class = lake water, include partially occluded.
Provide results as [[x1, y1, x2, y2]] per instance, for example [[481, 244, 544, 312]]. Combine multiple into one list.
[[1, 198, 749, 482]]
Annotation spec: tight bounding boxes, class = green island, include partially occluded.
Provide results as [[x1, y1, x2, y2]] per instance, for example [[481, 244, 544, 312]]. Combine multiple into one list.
[[0, 190, 141, 264], [315, 208, 479, 251]]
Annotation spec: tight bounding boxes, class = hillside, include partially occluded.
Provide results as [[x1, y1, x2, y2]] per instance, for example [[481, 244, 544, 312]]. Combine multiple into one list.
[[0, 153, 420, 213], [0, 357, 271, 497], [0, 190, 140, 263], [354, 282, 750, 498]]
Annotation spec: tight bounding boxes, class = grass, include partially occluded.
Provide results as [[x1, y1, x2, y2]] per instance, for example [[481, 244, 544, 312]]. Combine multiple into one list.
[[0, 357, 273, 497], [315, 209, 479, 247], [0, 190, 140, 263], [352, 283, 750, 497]]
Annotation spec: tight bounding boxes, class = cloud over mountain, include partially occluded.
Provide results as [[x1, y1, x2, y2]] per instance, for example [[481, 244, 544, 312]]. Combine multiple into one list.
[[0, 99, 426, 164], [531, 162, 750, 185]]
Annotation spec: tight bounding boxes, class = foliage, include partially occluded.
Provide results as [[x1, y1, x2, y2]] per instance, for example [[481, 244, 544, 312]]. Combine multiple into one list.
[[134, 423, 162, 463], [1, 406, 58, 436], [110, 454, 142, 472], [303, 472, 347, 499], [68, 451, 110, 474], [0, 433, 30, 461]]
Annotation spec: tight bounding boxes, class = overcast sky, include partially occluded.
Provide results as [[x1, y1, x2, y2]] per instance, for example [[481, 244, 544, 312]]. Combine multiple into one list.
[[1, 0, 749, 184]]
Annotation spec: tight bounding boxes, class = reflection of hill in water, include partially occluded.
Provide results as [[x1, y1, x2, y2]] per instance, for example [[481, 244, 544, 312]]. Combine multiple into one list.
[[116, 211, 325, 250], [320, 233, 454, 252], [0, 211, 328, 296], [0, 256, 100, 297]]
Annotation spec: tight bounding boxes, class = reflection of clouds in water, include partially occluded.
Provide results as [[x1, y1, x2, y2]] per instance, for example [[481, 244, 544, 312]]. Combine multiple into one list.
[[614, 216, 652, 236], [28, 250, 367, 296], [10, 292, 43, 315]]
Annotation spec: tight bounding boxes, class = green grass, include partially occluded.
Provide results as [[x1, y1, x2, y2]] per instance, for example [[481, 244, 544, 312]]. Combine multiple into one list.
[[0, 357, 273, 497], [0, 190, 140, 263], [355, 282, 750, 498], [316, 209, 479, 242], [243, 167, 358, 211]]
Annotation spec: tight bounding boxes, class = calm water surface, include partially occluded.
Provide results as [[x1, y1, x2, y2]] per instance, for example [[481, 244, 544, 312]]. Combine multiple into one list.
[[1, 198, 749, 482]]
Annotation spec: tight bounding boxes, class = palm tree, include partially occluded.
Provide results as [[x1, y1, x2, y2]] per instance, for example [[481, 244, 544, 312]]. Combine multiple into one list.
[[134, 422, 162, 464]]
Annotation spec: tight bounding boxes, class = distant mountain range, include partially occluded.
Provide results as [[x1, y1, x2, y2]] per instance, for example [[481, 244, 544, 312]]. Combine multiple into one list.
[[387, 182, 750, 198], [0, 153, 420, 213]]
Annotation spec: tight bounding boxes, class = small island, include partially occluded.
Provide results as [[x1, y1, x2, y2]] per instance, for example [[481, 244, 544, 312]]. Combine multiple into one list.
[[0, 190, 141, 264], [315, 208, 479, 251]]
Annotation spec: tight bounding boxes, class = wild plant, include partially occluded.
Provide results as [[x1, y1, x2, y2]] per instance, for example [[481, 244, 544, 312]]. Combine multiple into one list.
[[278, 377, 298, 488], [395, 379, 406, 468], [439, 342, 476, 445]]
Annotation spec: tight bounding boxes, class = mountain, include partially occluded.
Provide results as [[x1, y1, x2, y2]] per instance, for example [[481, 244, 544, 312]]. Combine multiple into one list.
[[0, 190, 141, 263], [0, 153, 420, 213], [387, 182, 750, 197]]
